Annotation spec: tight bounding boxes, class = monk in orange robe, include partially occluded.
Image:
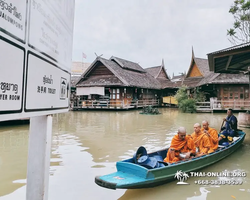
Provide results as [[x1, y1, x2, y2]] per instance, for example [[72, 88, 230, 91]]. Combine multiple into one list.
[[201, 120, 218, 153], [164, 127, 196, 163], [191, 123, 211, 156]]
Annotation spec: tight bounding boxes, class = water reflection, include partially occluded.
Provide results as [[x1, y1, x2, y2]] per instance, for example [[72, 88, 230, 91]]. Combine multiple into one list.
[[0, 108, 250, 200], [0, 125, 28, 196]]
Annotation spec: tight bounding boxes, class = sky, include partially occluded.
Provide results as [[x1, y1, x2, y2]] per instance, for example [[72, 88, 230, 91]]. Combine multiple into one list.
[[72, 0, 235, 77]]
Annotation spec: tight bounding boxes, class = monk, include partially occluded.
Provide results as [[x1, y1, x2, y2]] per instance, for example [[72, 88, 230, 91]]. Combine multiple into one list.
[[201, 120, 218, 153], [191, 123, 211, 156], [164, 127, 196, 163]]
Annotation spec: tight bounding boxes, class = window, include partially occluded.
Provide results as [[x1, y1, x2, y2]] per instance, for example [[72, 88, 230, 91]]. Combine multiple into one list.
[[245, 89, 249, 99], [234, 92, 238, 99], [223, 87, 228, 100], [110, 88, 120, 99]]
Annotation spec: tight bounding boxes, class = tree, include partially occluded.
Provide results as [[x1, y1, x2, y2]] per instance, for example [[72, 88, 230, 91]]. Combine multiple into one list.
[[227, 0, 250, 45], [175, 86, 196, 113]]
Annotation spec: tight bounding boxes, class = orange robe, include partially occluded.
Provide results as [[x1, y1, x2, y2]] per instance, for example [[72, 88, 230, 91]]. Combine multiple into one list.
[[201, 127, 218, 153], [164, 135, 196, 163], [191, 131, 211, 154]]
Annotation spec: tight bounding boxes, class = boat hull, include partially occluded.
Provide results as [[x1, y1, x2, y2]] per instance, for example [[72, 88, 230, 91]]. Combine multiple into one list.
[[95, 131, 245, 189]]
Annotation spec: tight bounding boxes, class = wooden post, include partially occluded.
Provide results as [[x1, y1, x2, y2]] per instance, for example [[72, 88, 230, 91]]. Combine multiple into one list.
[[26, 115, 52, 200]]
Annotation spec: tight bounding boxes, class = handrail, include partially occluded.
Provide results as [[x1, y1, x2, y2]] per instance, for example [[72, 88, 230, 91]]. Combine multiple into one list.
[[196, 99, 250, 111], [71, 99, 159, 109]]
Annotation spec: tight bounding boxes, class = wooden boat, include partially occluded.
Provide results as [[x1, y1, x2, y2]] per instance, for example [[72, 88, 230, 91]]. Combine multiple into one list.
[[95, 131, 246, 190]]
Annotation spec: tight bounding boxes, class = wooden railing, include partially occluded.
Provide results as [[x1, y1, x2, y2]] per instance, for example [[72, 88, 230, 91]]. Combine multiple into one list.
[[196, 100, 250, 112], [212, 100, 250, 110], [71, 99, 159, 110], [196, 102, 212, 111]]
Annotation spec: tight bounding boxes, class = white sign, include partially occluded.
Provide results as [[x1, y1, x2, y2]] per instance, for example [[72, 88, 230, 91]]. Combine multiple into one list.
[[0, 0, 27, 41], [25, 53, 70, 111], [28, 0, 74, 71], [0, 0, 75, 121], [0, 38, 24, 113]]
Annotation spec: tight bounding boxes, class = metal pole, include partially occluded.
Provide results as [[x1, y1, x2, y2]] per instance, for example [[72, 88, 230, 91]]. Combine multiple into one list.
[[26, 115, 53, 200]]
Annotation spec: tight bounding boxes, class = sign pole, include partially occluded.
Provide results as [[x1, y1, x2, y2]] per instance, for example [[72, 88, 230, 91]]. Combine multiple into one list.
[[26, 115, 53, 200]]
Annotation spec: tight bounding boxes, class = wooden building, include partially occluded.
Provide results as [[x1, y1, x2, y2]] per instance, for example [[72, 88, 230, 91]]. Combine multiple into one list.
[[74, 56, 171, 109], [183, 49, 250, 111], [145, 60, 174, 100], [208, 42, 250, 124]]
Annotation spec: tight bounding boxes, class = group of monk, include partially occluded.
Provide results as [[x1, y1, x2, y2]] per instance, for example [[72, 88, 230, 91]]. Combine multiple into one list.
[[163, 121, 217, 163], [163, 109, 238, 163]]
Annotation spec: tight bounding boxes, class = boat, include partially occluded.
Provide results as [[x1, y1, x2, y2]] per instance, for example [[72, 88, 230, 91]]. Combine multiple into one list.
[[95, 131, 246, 190]]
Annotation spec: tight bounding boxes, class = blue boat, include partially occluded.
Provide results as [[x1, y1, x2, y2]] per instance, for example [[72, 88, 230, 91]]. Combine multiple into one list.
[[95, 131, 246, 189]]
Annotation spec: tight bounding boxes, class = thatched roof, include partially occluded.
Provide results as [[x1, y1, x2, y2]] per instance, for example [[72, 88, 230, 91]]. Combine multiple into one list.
[[76, 56, 162, 89], [145, 66, 162, 78], [110, 56, 146, 73], [71, 75, 81, 87], [171, 74, 185, 88], [145, 60, 172, 89], [210, 73, 249, 84]]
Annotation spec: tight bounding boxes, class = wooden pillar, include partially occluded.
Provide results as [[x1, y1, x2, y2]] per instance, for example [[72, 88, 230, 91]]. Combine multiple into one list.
[[26, 115, 52, 200]]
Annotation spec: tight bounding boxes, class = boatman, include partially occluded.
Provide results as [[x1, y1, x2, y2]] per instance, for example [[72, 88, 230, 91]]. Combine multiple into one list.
[[163, 127, 196, 163], [191, 123, 211, 156], [218, 108, 238, 144], [201, 120, 218, 153]]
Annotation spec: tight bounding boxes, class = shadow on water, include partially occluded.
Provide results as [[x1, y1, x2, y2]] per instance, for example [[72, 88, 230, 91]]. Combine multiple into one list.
[[118, 183, 209, 200]]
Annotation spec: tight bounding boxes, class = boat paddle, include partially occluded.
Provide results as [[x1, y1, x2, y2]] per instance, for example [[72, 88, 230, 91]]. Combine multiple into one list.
[[220, 120, 225, 132]]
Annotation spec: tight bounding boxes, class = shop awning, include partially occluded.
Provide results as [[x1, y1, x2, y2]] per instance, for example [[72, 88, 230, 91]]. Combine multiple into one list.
[[76, 87, 104, 96]]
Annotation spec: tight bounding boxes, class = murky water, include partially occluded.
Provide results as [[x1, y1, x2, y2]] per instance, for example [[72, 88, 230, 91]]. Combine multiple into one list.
[[0, 108, 250, 200]]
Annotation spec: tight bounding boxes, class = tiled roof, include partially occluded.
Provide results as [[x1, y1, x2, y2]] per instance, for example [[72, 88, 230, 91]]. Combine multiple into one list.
[[210, 73, 249, 84], [145, 65, 172, 88], [208, 42, 250, 55], [145, 66, 162, 78], [110, 56, 146, 73], [194, 58, 210, 76], [182, 77, 203, 88], [77, 57, 162, 89], [71, 75, 81, 87], [76, 75, 123, 86]]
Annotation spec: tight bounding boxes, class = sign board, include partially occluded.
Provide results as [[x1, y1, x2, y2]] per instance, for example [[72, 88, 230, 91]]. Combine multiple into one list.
[[28, 0, 74, 71], [0, 0, 27, 42], [0, 38, 25, 114], [0, 0, 75, 121]]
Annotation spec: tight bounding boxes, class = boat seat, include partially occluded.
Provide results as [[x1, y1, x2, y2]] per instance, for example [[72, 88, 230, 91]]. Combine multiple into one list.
[[218, 145, 226, 148]]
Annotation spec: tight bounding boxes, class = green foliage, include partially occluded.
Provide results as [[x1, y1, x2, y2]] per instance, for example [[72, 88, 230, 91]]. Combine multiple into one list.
[[175, 86, 189, 103], [227, 0, 250, 45], [175, 86, 206, 113], [193, 87, 206, 102], [175, 86, 196, 113], [178, 99, 197, 113]]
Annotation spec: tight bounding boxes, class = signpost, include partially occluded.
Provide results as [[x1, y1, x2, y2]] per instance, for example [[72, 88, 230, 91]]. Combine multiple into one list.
[[0, 1, 75, 199]]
